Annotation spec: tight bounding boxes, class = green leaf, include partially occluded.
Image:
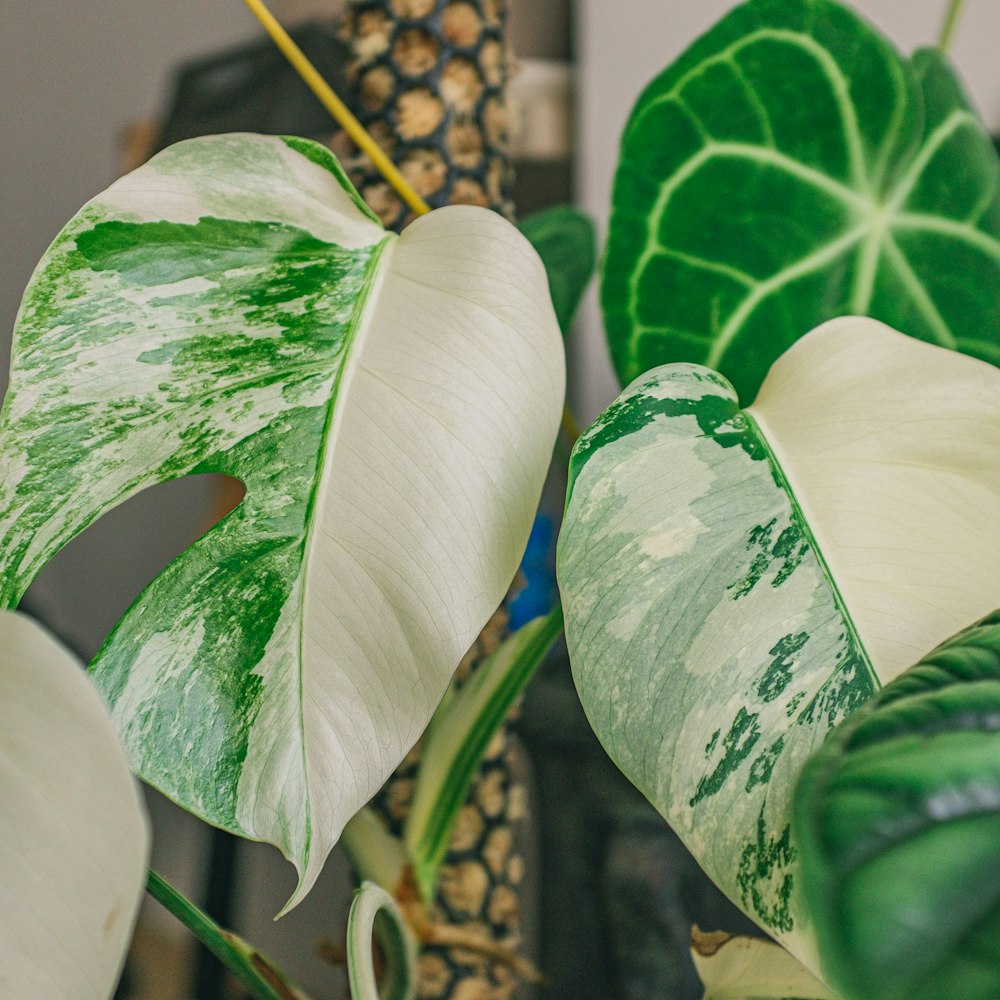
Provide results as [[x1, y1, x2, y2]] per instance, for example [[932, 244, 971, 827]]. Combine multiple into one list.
[[519, 205, 596, 334], [0, 133, 565, 910], [404, 605, 564, 899], [146, 870, 313, 1000], [794, 609, 1000, 1000], [692, 930, 837, 1000], [557, 317, 1000, 970], [602, 0, 1000, 403], [0, 610, 149, 999]]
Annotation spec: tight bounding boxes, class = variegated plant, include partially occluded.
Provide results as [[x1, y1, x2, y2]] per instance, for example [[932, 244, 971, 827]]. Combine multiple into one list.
[[0, 132, 565, 914], [5, 0, 999, 997], [557, 317, 1000, 977]]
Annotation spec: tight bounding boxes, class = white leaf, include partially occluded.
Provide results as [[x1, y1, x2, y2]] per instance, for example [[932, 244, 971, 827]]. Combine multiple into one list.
[[0, 134, 565, 909], [0, 610, 150, 1000], [692, 930, 838, 1000]]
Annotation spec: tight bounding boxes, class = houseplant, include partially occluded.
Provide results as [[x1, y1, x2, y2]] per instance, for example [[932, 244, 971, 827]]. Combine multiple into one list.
[[2, 0, 999, 998]]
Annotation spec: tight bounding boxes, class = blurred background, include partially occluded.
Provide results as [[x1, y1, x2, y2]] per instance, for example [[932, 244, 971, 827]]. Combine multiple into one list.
[[2, 2, 999, 997]]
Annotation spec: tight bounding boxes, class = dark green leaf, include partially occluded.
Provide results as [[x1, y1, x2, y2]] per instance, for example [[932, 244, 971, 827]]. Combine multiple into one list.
[[520, 205, 596, 335], [795, 610, 1000, 1000], [602, 0, 1000, 402]]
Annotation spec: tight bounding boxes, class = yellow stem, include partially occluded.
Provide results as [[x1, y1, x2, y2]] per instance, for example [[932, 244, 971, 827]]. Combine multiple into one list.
[[241, 0, 431, 217], [937, 0, 967, 54]]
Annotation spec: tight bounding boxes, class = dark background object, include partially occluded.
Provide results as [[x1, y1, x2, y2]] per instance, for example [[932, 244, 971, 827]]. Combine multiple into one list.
[[152, 20, 571, 216], [519, 655, 763, 1000], [154, 23, 353, 153]]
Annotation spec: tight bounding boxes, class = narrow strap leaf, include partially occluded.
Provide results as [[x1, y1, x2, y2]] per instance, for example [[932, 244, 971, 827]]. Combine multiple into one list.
[[404, 605, 564, 900], [146, 870, 311, 1000]]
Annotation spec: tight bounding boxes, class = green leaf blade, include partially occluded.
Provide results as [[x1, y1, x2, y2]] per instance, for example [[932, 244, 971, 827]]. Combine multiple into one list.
[[795, 611, 1000, 1000], [603, 0, 1000, 402], [405, 605, 564, 899], [519, 205, 596, 335], [0, 134, 565, 910]]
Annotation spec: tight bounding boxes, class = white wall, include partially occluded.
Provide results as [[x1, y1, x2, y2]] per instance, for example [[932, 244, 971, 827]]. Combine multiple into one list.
[[574, 0, 1000, 421]]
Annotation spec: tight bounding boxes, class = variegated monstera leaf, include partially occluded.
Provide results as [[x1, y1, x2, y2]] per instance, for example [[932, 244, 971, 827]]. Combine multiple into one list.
[[557, 317, 1000, 972], [0, 133, 564, 908]]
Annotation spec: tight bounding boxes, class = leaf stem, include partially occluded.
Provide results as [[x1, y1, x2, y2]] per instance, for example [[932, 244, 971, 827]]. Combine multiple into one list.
[[241, 0, 431, 217], [347, 882, 418, 1000], [937, 0, 968, 54], [341, 806, 411, 893], [146, 869, 311, 1000]]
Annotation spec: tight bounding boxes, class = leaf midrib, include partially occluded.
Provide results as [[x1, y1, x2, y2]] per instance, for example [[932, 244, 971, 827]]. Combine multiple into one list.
[[291, 231, 397, 874], [743, 409, 880, 696]]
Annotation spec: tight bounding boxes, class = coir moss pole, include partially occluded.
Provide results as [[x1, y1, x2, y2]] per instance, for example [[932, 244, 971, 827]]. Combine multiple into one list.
[[334, 0, 515, 231]]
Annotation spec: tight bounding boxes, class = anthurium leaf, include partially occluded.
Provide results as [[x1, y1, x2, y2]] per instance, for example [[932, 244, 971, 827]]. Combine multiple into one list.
[[519, 205, 596, 334], [0, 610, 149, 999], [794, 609, 1000, 1000], [603, 0, 1000, 403], [692, 930, 837, 1000], [557, 316, 1000, 969], [0, 133, 565, 909]]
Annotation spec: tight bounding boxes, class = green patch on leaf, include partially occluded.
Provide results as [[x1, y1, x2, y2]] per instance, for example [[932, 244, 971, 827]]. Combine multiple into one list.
[[738, 816, 797, 934], [691, 707, 762, 806], [758, 634, 810, 703]]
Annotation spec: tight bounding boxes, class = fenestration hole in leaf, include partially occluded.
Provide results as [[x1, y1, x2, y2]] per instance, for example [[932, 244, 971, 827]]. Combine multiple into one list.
[[19, 474, 245, 661]]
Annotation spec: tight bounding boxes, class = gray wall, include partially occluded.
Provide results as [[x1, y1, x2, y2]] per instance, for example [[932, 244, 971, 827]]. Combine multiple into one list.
[[1, 3, 267, 377]]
